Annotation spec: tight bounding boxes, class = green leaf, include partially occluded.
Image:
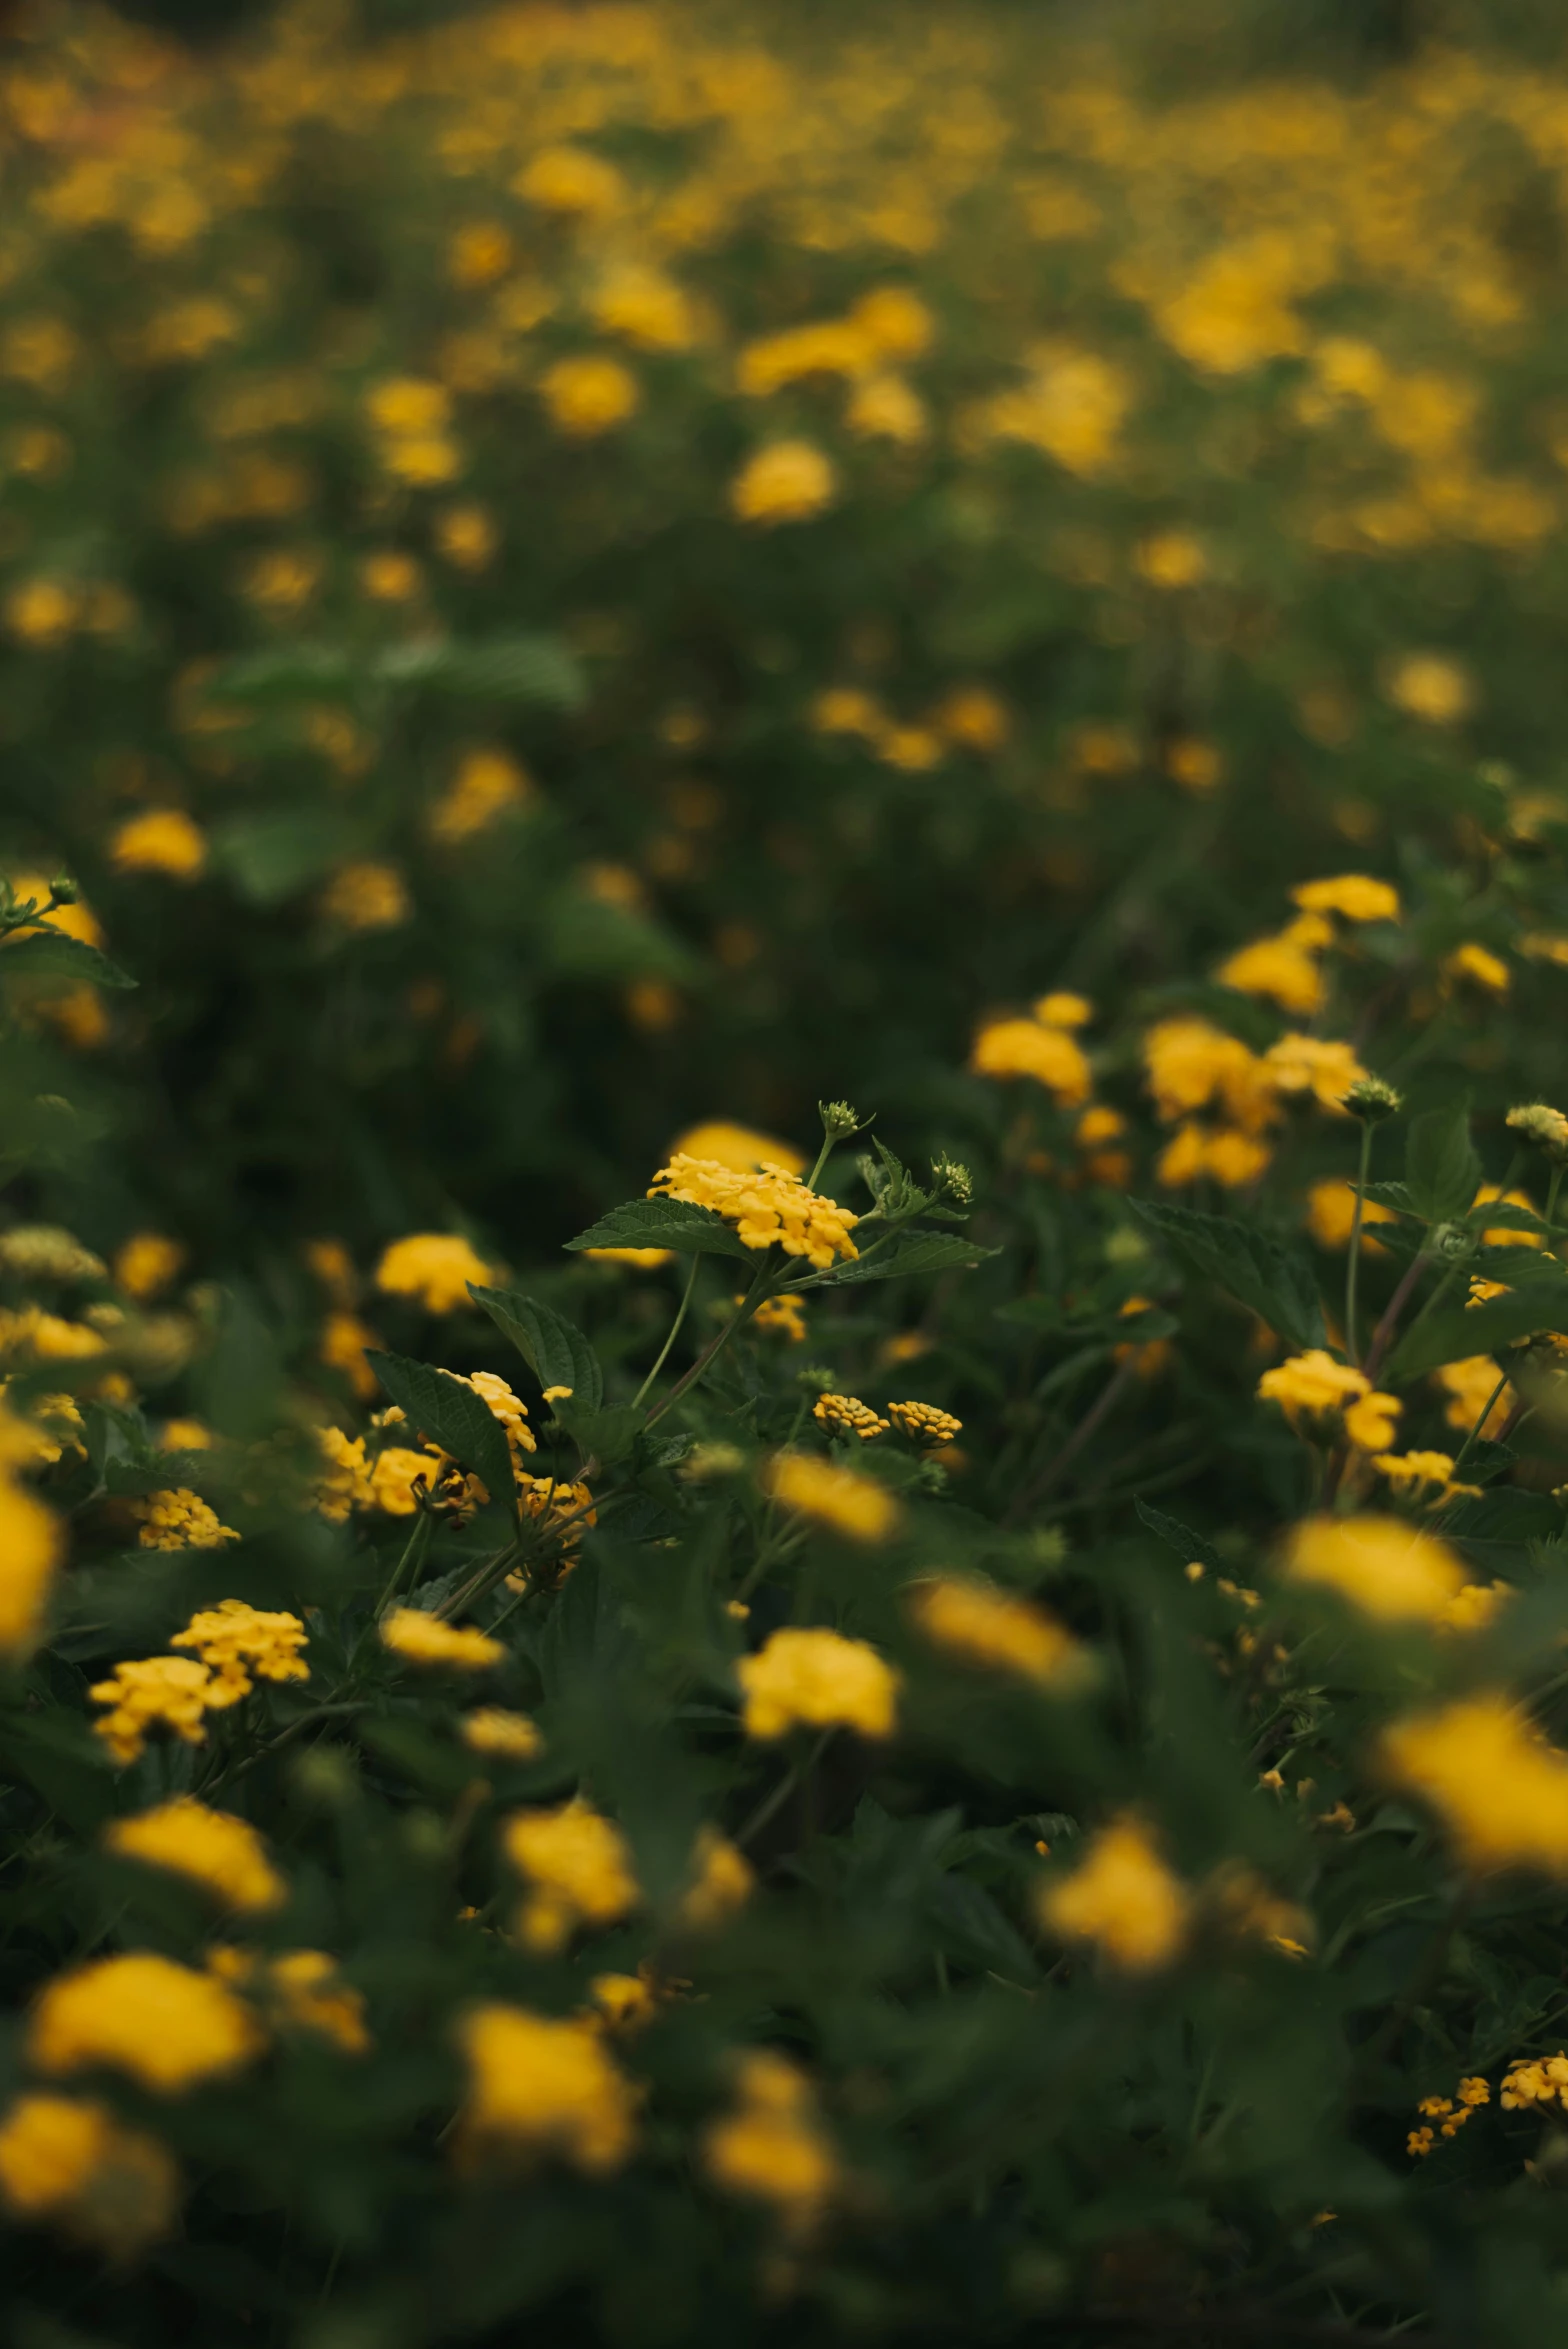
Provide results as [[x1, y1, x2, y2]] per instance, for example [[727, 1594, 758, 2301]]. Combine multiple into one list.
[[468, 1285, 605, 1411], [565, 1197, 755, 1263], [211, 809, 365, 906], [0, 931, 136, 990], [372, 634, 585, 707], [1135, 1498, 1223, 1576], [362, 1350, 516, 1507], [1383, 1293, 1568, 1381], [0, 1713, 114, 1834], [554, 1401, 643, 1465], [818, 1231, 999, 1285], [1129, 1198, 1325, 1350], [1404, 1104, 1480, 1224]]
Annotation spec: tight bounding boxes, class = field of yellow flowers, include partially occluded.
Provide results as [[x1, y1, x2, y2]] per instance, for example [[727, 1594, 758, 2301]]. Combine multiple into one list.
[[11, 3, 1568, 2342]]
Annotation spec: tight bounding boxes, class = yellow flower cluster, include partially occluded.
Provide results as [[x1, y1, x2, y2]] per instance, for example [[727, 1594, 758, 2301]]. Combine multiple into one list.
[[703, 2052, 841, 2235], [1039, 1819, 1191, 1973], [515, 1472, 596, 1552], [1144, 1010, 1369, 1189], [0, 2090, 179, 2253], [170, 1597, 311, 1696], [379, 1608, 502, 1672], [649, 1155, 858, 1270], [374, 1232, 492, 1314], [677, 1827, 755, 1934], [0, 1411, 63, 1657], [1281, 1515, 1505, 1628], [908, 1575, 1087, 1690], [455, 2004, 638, 2173], [1500, 2055, 1568, 2114], [461, 1707, 544, 1761], [503, 1797, 640, 1952], [764, 1452, 901, 1544], [90, 1656, 224, 1766], [104, 1797, 286, 1915], [207, 1947, 370, 2054], [29, 1952, 264, 2093], [132, 1486, 238, 1550], [1407, 2073, 1491, 2156], [886, 1400, 962, 1445], [1383, 1695, 1568, 1874], [1257, 1352, 1401, 1454], [813, 1391, 889, 1440], [450, 1368, 537, 1462], [970, 994, 1093, 1108], [737, 1626, 900, 1742]]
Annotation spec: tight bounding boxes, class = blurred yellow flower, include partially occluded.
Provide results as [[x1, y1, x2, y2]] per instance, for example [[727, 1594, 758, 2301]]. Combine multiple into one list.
[[29, 1953, 264, 2093], [319, 862, 410, 933], [764, 1453, 901, 1545], [738, 1624, 900, 1738], [539, 355, 640, 437], [109, 809, 206, 879], [380, 1609, 502, 1671], [1040, 1819, 1190, 1971], [105, 1798, 286, 1914], [456, 2003, 637, 2171], [730, 441, 837, 525], [909, 1575, 1086, 1689], [503, 1798, 639, 1951], [0, 2093, 178, 2253], [1383, 1695, 1568, 1874]]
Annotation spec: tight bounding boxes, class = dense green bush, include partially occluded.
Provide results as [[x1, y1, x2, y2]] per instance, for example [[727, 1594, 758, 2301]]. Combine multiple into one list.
[[10, 5, 1568, 2345]]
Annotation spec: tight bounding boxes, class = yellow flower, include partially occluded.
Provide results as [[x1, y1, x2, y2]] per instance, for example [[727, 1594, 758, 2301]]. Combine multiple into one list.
[[1305, 1178, 1396, 1252], [1444, 942, 1510, 995], [5, 578, 78, 644], [539, 355, 640, 438], [104, 1797, 286, 1914], [0, 1472, 62, 1656], [1034, 991, 1092, 1029], [908, 1575, 1087, 1689], [1292, 874, 1401, 923], [1257, 1349, 1366, 1419], [515, 144, 624, 218], [764, 1452, 901, 1545], [170, 1598, 309, 1697], [1388, 652, 1472, 724], [703, 2052, 840, 2235], [108, 809, 206, 879], [366, 377, 450, 437], [461, 1707, 543, 1761], [738, 1625, 900, 1741], [1343, 1389, 1402, 1452], [1436, 1355, 1514, 1434], [650, 1154, 857, 1269], [730, 441, 838, 526], [449, 1368, 537, 1457], [1383, 1695, 1568, 1874], [583, 1246, 676, 1269], [29, 1953, 264, 2092], [320, 1309, 380, 1399], [886, 1399, 962, 1445], [750, 1292, 807, 1340], [846, 372, 926, 443], [970, 1014, 1092, 1106], [359, 550, 422, 602], [380, 1608, 502, 1671], [133, 1487, 238, 1551], [1039, 1819, 1190, 1971], [209, 1947, 370, 2054], [1264, 1033, 1367, 1110], [313, 1425, 373, 1522], [427, 747, 533, 843], [375, 1231, 491, 1312], [1281, 1514, 1467, 1624], [1216, 934, 1325, 1017], [813, 1391, 889, 1440], [1143, 1018, 1275, 1131], [588, 263, 697, 351], [1135, 530, 1206, 588], [503, 1797, 640, 1951], [434, 503, 497, 570], [0, 2092, 179, 2253], [455, 2003, 637, 2172], [319, 861, 410, 932], [448, 220, 512, 285], [677, 1826, 754, 1932], [113, 1232, 185, 1300], [89, 1654, 219, 1766], [668, 1121, 806, 1175]]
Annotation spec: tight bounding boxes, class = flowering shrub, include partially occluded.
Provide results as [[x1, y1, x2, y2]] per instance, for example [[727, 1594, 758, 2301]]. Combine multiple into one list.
[[9, 3, 1568, 2343]]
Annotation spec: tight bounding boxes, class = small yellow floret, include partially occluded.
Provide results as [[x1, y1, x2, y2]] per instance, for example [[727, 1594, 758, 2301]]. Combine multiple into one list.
[[104, 1797, 286, 1914], [1039, 1819, 1190, 1972], [380, 1609, 502, 1671], [764, 1451, 900, 1543], [108, 809, 206, 879], [502, 1798, 640, 1952], [737, 1625, 899, 1741], [909, 1575, 1086, 1689]]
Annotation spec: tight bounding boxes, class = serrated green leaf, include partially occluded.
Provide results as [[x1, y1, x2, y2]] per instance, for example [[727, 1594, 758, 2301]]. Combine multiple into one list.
[[1383, 1292, 1568, 1381], [1130, 1198, 1325, 1349], [373, 633, 585, 707], [363, 1350, 516, 1507], [565, 1197, 755, 1262], [555, 1400, 643, 1464], [1404, 1104, 1480, 1224], [1135, 1498, 1223, 1576], [468, 1285, 604, 1411], [211, 809, 366, 906], [817, 1231, 998, 1285], [0, 931, 136, 991]]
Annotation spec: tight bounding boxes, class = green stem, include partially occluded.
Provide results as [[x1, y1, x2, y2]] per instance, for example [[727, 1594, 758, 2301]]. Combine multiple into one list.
[[373, 1507, 435, 1623], [646, 1262, 775, 1427], [735, 1729, 832, 1848], [633, 1251, 702, 1407], [1548, 1163, 1565, 1241], [1448, 1369, 1511, 1481], [1345, 1119, 1374, 1368]]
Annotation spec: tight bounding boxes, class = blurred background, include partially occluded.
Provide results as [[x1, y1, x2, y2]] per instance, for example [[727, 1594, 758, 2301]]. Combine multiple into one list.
[[4, 0, 1568, 1282]]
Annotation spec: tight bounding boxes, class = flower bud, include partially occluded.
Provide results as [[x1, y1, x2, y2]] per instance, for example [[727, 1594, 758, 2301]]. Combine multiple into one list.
[[817, 1100, 861, 1142], [1506, 1102, 1568, 1164], [932, 1154, 973, 1205], [1344, 1075, 1402, 1123]]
